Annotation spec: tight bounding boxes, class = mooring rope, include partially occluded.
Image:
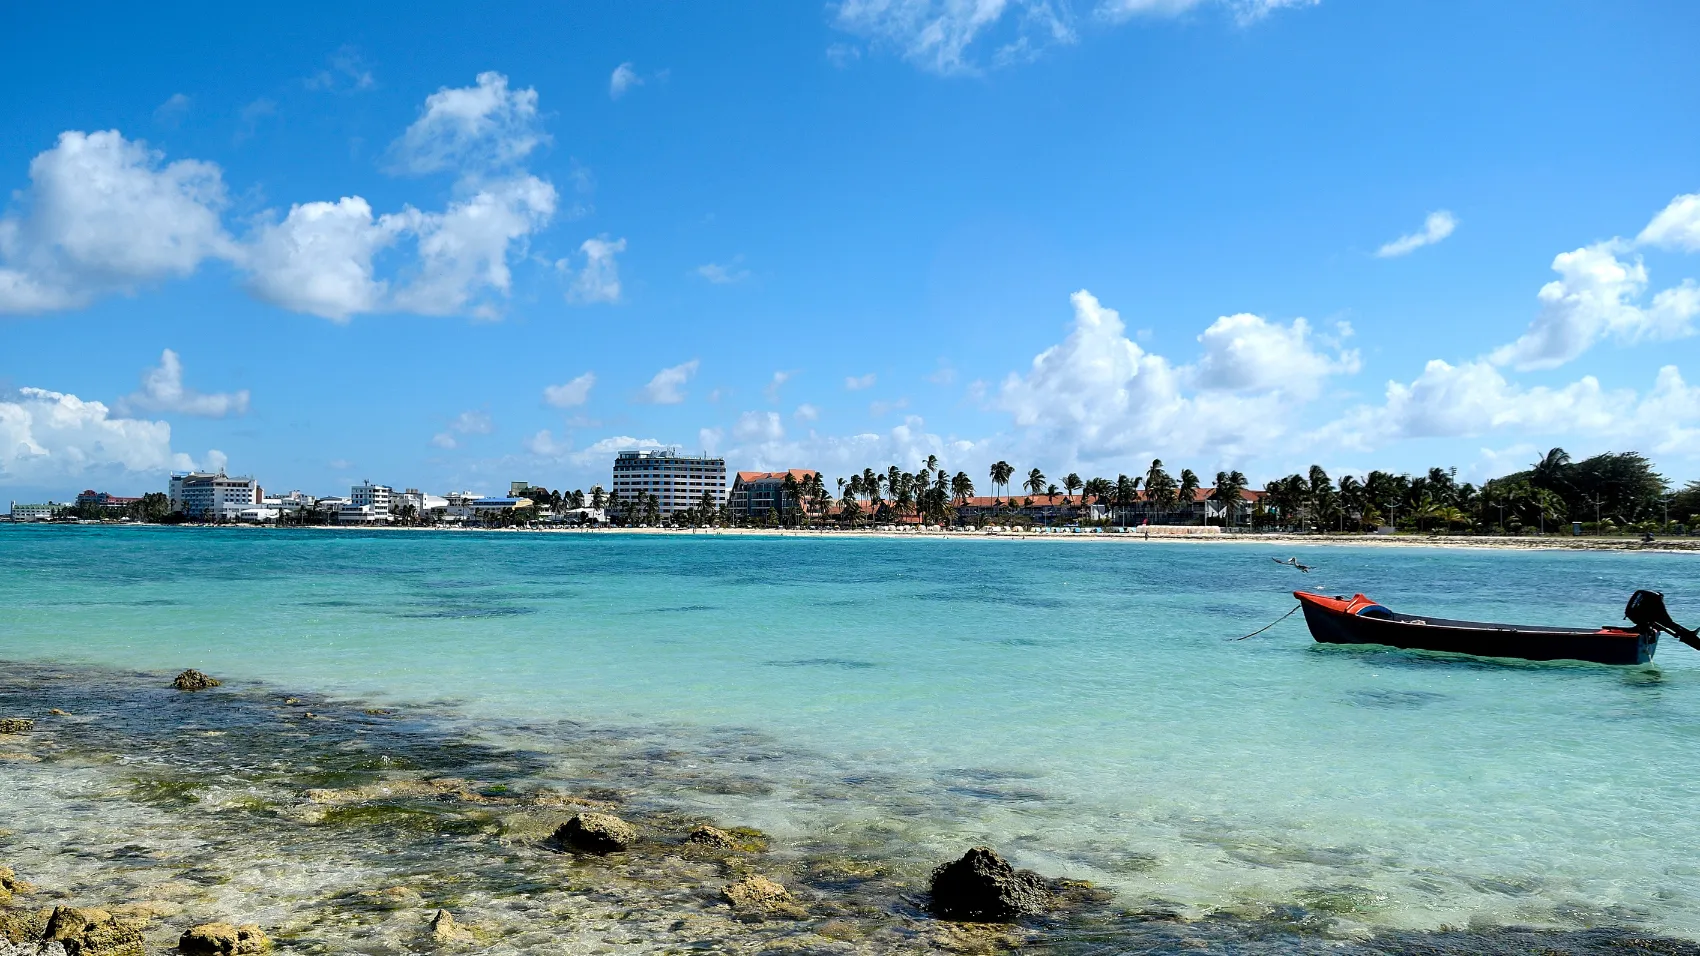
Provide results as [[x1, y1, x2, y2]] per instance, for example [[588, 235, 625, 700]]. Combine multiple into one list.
[[1230, 603, 1301, 641]]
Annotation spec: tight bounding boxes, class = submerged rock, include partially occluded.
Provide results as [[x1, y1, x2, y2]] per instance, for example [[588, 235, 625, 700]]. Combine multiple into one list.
[[552, 812, 636, 854], [0, 939, 68, 956], [171, 671, 221, 691], [721, 876, 805, 920], [0, 719, 32, 735], [928, 847, 1051, 922], [0, 905, 50, 944], [177, 921, 269, 954], [426, 909, 470, 944], [0, 868, 34, 905], [41, 907, 144, 956], [683, 825, 736, 850]]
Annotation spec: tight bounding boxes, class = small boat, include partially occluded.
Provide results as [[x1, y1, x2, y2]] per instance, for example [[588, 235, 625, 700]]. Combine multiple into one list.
[[1293, 589, 1700, 665]]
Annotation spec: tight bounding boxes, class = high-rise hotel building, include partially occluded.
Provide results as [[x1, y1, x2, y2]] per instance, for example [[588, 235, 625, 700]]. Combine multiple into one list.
[[611, 450, 726, 515]]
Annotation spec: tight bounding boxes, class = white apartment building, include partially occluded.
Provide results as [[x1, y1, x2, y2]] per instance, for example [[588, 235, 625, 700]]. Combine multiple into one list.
[[169, 472, 260, 519], [341, 481, 393, 524], [611, 450, 726, 516], [8, 502, 59, 521]]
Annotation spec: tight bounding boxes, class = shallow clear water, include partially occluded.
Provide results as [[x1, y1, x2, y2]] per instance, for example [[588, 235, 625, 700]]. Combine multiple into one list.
[[5, 525, 1700, 937]]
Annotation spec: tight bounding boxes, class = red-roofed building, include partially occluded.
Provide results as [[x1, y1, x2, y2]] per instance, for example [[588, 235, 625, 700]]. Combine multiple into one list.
[[728, 469, 821, 520]]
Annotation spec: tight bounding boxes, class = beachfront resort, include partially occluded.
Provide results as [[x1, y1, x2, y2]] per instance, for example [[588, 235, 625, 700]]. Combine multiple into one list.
[[9, 446, 1697, 539]]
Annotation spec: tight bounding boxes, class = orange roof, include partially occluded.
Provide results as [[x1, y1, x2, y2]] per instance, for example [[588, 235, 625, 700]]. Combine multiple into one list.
[[734, 469, 820, 483], [955, 487, 1262, 506]]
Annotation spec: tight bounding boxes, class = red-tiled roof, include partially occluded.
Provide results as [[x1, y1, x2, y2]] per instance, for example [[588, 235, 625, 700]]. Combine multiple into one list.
[[734, 469, 820, 483]]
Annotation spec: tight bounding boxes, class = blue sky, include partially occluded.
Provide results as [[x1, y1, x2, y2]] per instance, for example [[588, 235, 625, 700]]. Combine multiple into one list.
[[4, 0, 1700, 501]]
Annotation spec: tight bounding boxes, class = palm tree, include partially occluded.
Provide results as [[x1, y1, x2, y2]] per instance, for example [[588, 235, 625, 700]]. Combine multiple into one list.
[[781, 473, 801, 527], [1531, 447, 1572, 493], [926, 454, 939, 473], [951, 471, 974, 504], [990, 461, 1014, 498], [1063, 473, 1082, 505], [1177, 469, 1200, 523], [862, 468, 881, 503], [1212, 470, 1248, 529], [1145, 461, 1177, 523], [1024, 467, 1046, 497], [1114, 474, 1139, 527]]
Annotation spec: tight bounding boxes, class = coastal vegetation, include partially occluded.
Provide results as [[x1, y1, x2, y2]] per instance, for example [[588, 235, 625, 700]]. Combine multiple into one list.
[[22, 447, 1693, 536]]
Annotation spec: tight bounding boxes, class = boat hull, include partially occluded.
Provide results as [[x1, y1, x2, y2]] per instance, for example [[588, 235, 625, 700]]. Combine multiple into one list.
[[1294, 592, 1656, 665]]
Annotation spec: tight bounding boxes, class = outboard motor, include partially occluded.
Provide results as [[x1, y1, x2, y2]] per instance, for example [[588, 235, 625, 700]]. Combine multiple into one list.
[[1626, 590, 1700, 651]]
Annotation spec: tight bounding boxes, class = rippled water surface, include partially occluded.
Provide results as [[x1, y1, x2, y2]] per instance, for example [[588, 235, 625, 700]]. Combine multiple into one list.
[[5, 524, 1700, 939]]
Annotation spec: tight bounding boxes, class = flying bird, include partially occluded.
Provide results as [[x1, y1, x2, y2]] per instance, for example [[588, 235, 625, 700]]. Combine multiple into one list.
[[1273, 557, 1313, 573]]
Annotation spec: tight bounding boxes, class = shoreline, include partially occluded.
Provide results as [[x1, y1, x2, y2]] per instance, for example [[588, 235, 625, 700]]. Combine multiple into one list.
[[12, 520, 1700, 553], [3, 659, 1697, 955]]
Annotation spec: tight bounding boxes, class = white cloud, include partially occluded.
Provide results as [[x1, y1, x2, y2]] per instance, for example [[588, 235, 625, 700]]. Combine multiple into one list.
[[1099, 0, 1317, 23], [392, 175, 558, 318], [0, 387, 190, 483], [1639, 192, 1700, 252], [994, 290, 1351, 469], [432, 410, 494, 450], [845, 373, 877, 390], [1191, 313, 1359, 399], [640, 360, 700, 405], [236, 99, 276, 143], [118, 349, 249, 418], [564, 236, 626, 305], [242, 196, 414, 320], [724, 413, 978, 479], [832, 0, 1076, 75], [202, 449, 228, 474], [833, 0, 1313, 74], [525, 433, 670, 467], [695, 259, 749, 284], [764, 371, 794, 403], [734, 410, 785, 442], [386, 71, 546, 175], [544, 372, 596, 408], [795, 403, 820, 421], [610, 63, 642, 100], [153, 93, 191, 127], [1487, 240, 1700, 370], [523, 428, 569, 457], [306, 46, 376, 93], [699, 427, 724, 453], [1375, 210, 1457, 258], [0, 130, 234, 313], [1313, 359, 1700, 459]]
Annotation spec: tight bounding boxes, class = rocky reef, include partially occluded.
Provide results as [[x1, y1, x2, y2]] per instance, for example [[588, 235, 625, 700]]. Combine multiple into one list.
[[1, 660, 1696, 956]]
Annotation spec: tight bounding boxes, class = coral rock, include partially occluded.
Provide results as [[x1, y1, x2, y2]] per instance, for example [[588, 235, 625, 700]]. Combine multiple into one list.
[[172, 671, 221, 691], [683, 825, 736, 850], [427, 909, 470, 943], [0, 719, 32, 735], [552, 812, 636, 854], [0, 867, 34, 906], [927, 847, 1052, 922], [0, 904, 50, 944], [720, 875, 807, 920], [177, 921, 269, 954], [41, 907, 145, 956]]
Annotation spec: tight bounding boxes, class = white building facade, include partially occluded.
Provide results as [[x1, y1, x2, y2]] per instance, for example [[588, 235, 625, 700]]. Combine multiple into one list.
[[340, 481, 392, 523], [8, 502, 59, 521], [169, 472, 261, 519], [611, 450, 727, 516]]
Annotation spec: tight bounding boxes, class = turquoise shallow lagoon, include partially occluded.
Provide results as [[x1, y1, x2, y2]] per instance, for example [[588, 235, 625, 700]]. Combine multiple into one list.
[[5, 524, 1700, 937]]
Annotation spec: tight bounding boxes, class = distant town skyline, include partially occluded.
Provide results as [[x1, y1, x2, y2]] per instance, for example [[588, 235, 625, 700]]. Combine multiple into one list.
[[4, 2, 1700, 501]]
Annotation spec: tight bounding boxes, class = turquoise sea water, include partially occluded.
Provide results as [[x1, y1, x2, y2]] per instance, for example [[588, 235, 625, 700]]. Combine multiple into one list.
[[5, 524, 1700, 937]]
